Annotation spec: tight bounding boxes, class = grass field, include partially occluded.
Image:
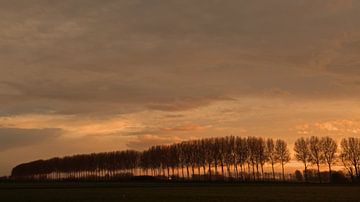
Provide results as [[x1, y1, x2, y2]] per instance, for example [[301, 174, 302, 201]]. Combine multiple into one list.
[[1, 182, 360, 202]]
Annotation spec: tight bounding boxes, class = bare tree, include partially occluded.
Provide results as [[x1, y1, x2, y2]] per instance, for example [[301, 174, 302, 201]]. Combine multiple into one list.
[[321, 136, 337, 182], [308, 136, 324, 183], [294, 137, 311, 182], [198, 139, 207, 177], [257, 138, 267, 180], [204, 139, 214, 179], [12, 135, 357, 184], [224, 136, 235, 178], [275, 139, 291, 181], [212, 138, 221, 176], [218, 137, 226, 177], [247, 137, 258, 180], [235, 137, 248, 181], [340, 137, 360, 180], [266, 138, 276, 180]]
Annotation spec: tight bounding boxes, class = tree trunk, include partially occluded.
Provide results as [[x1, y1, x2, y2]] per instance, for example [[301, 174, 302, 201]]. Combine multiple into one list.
[[234, 163, 238, 179], [317, 163, 322, 183], [240, 164, 243, 181], [271, 162, 275, 181], [214, 161, 218, 175], [252, 163, 255, 181], [208, 163, 212, 180], [227, 164, 231, 178], [221, 162, 224, 176], [304, 164, 308, 182], [328, 163, 332, 183], [186, 166, 190, 180], [354, 161, 359, 178], [281, 162, 285, 181]]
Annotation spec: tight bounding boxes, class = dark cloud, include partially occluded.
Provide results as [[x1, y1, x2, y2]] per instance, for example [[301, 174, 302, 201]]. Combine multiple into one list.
[[325, 39, 360, 76], [0, 0, 360, 117], [1, 0, 360, 175], [0, 128, 62, 151]]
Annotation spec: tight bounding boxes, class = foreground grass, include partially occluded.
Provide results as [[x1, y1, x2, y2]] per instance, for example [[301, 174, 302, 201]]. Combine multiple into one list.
[[1, 182, 360, 202]]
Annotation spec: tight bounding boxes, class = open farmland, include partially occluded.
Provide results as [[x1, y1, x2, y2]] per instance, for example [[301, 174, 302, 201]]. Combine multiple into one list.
[[1, 182, 360, 202]]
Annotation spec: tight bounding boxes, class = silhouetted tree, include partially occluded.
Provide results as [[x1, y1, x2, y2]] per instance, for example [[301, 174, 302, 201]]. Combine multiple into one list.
[[340, 137, 360, 181], [308, 136, 324, 183], [256, 137, 267, 179], [224, 136, 235, 178], [294, 137, 311, 182], [266, 138, 276, 180], [235, 137, 248, 180], [247, 137, 258, 180], [275, 139, 291, 181], [321, 136, 337, 182], [11, 135, 360, 184]]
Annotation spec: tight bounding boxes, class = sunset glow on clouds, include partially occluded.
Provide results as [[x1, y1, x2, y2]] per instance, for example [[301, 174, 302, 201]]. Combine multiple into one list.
[[1, 0, 360, 175]]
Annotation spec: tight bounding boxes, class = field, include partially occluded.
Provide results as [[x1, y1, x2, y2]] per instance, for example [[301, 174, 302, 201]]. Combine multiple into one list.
[[1, 182, 360, 202]]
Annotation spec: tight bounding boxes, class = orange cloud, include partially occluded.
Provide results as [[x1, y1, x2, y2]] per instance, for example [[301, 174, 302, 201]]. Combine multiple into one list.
[[0, 114, 139, 137], [126, 134, 183, 150], [296, 119, 360, 138], [161, 124, 207, 132]]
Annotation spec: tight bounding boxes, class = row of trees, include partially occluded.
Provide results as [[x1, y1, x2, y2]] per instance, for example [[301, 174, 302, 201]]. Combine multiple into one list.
[[139, 136, 290, 181], [11, 136, 360, 183], [11, 150, 140, 180], [294, 136, 360, 182]]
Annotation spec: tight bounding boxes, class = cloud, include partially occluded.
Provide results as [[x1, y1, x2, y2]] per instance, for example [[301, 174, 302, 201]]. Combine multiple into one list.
[[324, 0, 353, 13], [146, 96, 232, 112], [295, 119, 360, 138], [0, 0, 360, 117], [123, 123, 207, 138], [1, 0, 360, 175], [325, 38, 360, 76], [126, 134, 183, 150], [161, 124, 207, 132], [0, 128, 62, 151]]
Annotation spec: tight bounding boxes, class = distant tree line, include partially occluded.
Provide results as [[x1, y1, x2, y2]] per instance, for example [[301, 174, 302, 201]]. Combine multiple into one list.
[[10, 136, 360, 183]]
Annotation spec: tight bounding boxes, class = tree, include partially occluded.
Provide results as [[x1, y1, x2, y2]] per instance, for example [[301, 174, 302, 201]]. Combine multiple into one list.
[[294, 137, 311, 182], [235, 137, 248, 181], [340, 137, 360, 180], [224, 136, 235, 178], [308, 136, 324, 183], [12, 135, 357, 184], [198, 139, 208, 177], [321, 136, 337, 182], [247, 137, 258, 180], [256, 137, 267, 179], [265, 138, 276, 180], [212, 138, 221, 176], [204, 138, 214, 179], [218, 137, 226, 177], [275, 139, 291, 181]]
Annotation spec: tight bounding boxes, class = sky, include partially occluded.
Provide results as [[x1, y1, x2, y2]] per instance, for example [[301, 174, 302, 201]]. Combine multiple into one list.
[[1, 0, 360, 175]]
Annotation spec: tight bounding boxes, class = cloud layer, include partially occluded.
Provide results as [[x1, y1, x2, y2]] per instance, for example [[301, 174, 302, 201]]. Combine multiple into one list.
[[0, 128, 62, 151], [1, 0, 360, 175]]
